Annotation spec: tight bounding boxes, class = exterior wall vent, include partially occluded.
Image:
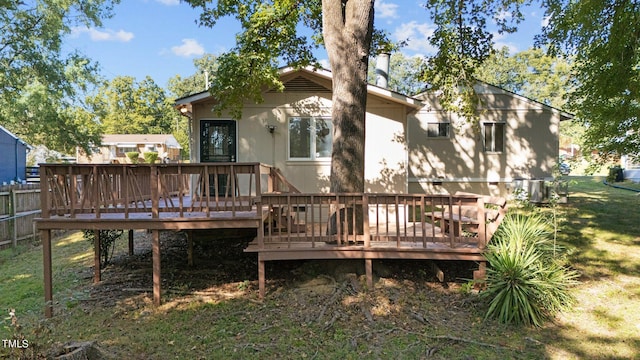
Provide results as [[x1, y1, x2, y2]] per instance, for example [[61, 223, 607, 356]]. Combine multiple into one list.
[[272, 76, 331, 93]]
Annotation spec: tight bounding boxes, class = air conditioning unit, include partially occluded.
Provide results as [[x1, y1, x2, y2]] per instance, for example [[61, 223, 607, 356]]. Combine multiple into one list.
[[511, 178, 552, 204], [528, 179, 548, 204]]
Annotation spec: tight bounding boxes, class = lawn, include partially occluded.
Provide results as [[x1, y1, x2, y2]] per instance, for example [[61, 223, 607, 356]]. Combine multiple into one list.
[[1, 176, 639, 359]]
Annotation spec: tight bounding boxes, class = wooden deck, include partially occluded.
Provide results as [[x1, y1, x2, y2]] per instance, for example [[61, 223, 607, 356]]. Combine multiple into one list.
[[36, 163, 504, 317]]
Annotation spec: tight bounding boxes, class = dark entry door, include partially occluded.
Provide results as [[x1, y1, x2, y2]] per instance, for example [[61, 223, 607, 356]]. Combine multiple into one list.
[[200, 120, 237, 196]]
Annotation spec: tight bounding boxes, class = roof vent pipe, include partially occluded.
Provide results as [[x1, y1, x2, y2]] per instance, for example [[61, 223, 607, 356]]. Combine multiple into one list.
[[375, 52, 391, 89]]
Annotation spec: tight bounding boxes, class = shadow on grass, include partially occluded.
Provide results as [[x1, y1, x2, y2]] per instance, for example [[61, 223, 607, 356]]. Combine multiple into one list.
[[558, 176, 640, 279], [540, 176, 640, 359]]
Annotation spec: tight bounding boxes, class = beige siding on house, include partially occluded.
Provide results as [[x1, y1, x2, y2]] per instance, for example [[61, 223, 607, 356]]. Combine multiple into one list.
[[408, 90, 561, 196], [180, 70, 565, 198], [191, 91, 408, 193]]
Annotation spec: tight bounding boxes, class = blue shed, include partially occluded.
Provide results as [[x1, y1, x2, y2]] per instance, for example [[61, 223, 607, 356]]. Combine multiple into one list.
[[0, 125, 31, 184]]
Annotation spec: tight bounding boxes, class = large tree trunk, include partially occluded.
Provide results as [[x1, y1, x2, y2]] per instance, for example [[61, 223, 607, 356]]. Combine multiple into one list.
[[322, 0, 374, 193]]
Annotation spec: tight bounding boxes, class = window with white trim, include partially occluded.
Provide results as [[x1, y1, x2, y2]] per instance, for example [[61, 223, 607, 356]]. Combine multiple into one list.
[[483, 122, 505, 153], [288, 117, 332, 160], [117, 146, 137, 155], [426, 122, 450, 138]]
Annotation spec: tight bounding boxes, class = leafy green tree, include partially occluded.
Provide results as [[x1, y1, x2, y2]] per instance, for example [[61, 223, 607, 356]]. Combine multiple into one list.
[[422, 0, 529, 121], [540, 0, 640, 162], [368, 52, 427, 95], [476, 47, 571, 109], [0, 0, 119, 154], [168, 54, 220, 98], [86, 76, 175, 135]]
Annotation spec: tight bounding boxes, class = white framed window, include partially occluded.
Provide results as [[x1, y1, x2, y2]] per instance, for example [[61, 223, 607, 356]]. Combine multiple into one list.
[[117, 146, 137, 154], [483, 122, 505, 153], [426, 122, 450, 138], [288, 117, 332, 160]]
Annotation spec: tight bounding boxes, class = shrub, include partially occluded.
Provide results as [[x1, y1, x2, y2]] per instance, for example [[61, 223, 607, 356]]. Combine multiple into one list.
[[126, 151, 140, 164], [481, 213, 578, 326], [83, 230, 123, 267], [143, 151, 159, 164]]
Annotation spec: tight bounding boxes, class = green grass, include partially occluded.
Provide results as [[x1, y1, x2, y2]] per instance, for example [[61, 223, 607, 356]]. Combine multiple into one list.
[[1, 176, 639, 359], [537, 176, 640, 359], [613, 179, 640, 191]]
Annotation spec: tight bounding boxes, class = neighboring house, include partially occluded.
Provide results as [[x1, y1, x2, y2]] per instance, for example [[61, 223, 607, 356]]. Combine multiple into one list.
[[76, 134, 182, 164], [621, 155, 640, 182], [175, 67, 571, 197], [0, 125, 31, 184]]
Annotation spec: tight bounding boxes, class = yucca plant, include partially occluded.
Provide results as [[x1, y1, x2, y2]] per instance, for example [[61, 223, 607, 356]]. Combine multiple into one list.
[[482, 213, 578, 326]]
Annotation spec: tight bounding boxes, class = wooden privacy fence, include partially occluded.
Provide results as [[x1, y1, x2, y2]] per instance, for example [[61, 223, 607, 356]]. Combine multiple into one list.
[[0, 184, 41, 248]]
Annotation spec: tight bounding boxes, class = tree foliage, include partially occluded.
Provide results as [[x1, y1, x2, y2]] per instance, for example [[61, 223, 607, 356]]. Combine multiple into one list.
[[422, 0, 530, 120], [368, 52, 427, 95], [167, 54, 220, 99], [85, 76, 176, 135], [476, 47, 571, 109], [540, 0, 640, 162], [0, 0, 119, 154], [185, 0, 323, 120]]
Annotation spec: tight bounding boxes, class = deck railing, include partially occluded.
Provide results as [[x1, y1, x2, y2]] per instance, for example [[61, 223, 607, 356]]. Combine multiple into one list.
[[258, 193, 491, 249], [39, 163, 274, 219]]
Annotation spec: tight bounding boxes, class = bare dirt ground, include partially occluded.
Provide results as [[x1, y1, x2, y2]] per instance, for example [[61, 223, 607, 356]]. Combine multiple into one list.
[[87, 230, 477, 309]]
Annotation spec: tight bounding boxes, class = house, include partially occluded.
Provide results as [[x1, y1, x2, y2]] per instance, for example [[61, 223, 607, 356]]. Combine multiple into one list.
[[175, 67, 571, 197], [76, 134, 182, 164], [621, 155, 640, 182], [36, 67, 571, 317], [0, 125, 31, 184]]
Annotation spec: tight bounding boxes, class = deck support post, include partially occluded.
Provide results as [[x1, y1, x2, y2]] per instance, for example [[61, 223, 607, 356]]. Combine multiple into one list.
[[258, 254, 265, 299], [473, 261, 487, 289], [365, 259, 373, 289], [152, 230, 161, 306], [93, 230, 101, 283], [187, 230, 194, 267], [128, 230, 134, 256], [42, 229, 53, 318]]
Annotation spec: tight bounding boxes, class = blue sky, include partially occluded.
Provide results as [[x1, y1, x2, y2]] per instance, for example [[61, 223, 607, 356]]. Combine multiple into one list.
[[64, 0, 547, 88]]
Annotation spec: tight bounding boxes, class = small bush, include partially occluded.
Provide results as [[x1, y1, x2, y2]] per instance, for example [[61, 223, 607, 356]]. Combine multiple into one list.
[[126, 152, 140, 164], [83, 230, 123, 267], [481, 213, 578, 326], [143, 151, 159, 164]]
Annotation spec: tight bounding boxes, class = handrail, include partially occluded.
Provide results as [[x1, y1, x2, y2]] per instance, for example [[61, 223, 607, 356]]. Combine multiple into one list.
[[258, 193, 497, 250], [39, 163, 273, 219], [269, 167, 301, 193]]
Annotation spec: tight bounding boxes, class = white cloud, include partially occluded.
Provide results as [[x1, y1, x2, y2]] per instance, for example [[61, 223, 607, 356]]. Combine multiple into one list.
[[318, 58, 331, 70], [492, 32, 519, 54], [155, 0, 179, 5], [541, 15, 550, 28], [171, 39, 205, 57], [375, 0, 399, 19], [393, 21, 436, 54], [71, 27, 134, 42]]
